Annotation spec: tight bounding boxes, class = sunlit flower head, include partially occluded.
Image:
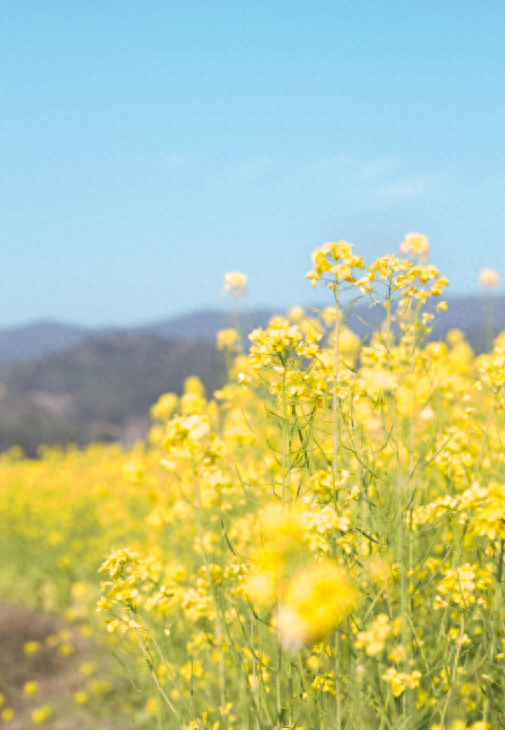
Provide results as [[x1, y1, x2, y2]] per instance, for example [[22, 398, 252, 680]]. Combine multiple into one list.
[[216, 328, 241, 352], [287, 305, 305, 322], [280, 560, 355, 651], [306, 240, 364, 288], [400, 233, 430, 261], [23, 681, 40, 697], [222, 271, 248, 297], [478, 268, 501, 290], [31, 705, 52, 725]]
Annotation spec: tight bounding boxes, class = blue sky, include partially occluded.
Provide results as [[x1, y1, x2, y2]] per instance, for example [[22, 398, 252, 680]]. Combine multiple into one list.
[[1, 1, 505, 326]]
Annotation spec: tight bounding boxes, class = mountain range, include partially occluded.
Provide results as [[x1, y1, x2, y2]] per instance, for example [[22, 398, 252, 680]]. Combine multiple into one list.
[[0, 296, 503, 455], [0, 296, 504, 365]]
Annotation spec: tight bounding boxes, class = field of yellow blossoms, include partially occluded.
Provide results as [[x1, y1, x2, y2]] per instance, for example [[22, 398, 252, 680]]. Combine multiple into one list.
[[1, 235, 505, 730]]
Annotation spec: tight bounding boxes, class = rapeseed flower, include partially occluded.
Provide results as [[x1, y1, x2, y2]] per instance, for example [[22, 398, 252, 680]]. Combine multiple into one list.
[[222, 271, 248, 296], [280, 560, 355, 651]]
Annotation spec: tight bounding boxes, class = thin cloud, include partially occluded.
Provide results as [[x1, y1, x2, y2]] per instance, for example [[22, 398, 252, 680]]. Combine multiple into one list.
[[212, 156, 274, 186], [164, 152, 201, 168], [368, 174, 438, 206], [360, 157, 404, 181]]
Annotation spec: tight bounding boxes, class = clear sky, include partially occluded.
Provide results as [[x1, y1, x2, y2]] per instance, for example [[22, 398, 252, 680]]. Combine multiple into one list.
[[1, 1, 505, 327]]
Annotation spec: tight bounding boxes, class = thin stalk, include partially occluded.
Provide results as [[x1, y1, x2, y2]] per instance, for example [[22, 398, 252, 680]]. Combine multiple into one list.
[[192, 459, 227, 717], [386, 287, 408, 724], [474, 399, 497, 481], [332, 281, 343, 730], [134, 628, 184, 725], [483, 537, 504, 723], [333, 282, 340, 484]]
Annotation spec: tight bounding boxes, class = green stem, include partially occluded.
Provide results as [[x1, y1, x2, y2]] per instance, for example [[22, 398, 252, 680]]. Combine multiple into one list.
[[483, 537, 504, 723]]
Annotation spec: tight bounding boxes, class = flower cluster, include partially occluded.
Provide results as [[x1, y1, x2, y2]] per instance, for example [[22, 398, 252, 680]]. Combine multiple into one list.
[[4, 232, 505, 728], [306, 240, 365, 288]]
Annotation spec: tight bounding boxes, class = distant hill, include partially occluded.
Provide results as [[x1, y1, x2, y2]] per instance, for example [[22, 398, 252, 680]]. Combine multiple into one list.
[[141, 308, 275, 343], [0, 297, 504, 367], [0, 321, 94, 365], [0, 334, 226, 456], [0, 309, 275, 366], [0, 297, 503, 455]]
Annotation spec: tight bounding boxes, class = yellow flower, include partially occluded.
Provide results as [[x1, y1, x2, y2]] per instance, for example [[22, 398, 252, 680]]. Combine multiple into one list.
[[478, 268, 500, 290], [237, 372, 251, 388], [388, 645, 406, 663], [23, 641, 41, 655], [244, 567, 277, 605], [1, 708, 14, 722], [57, 642, 75, 656], [74, 691, 88, 704], [78, 661, 98, 676], [150, 392, 179, 422], [306, 241, 364, 288], [280, 560, 355, 651], [222, 272, 248, 296], [382, 668, 421, 697], [23, 681, 40, 697], [356, 614, 391, 656], [163, 414, 211, 452], [31, 705, 52, 725], [400, 232, 430, 261], [287, 305, 305, 322], [359, 367, 399, 395], [216, 328, 241, 352]]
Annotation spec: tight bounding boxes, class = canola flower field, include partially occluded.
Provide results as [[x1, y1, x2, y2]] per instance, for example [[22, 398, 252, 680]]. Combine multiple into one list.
[[1, 236, 505, 730]]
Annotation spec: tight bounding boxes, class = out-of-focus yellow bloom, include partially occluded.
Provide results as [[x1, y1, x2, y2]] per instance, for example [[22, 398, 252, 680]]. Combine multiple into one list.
[[150, 392, 179, 422], [74, 691, 88, 704], [356, 614, 391, 656], [478, 268, 501, 290], [31, 705, 52, 725], [23, 641, 41, 655], [388, 645, 406, 663], [287, 306, 305, 322], [87, 679, 113, 697], [216, 328, 241, 352], [58, 642, 75, 656], [180, 391, 206, 416], [430, 720, 492, 730], [0, 708, 14, 722], [163, 414, 211, 452], [23, 681, 40, 697], [71, 581, 88, 598], [222, 271, 248, 297], [320, 306, 339, 327], [184, 375, 206, 396], [244, 568, 278, 605], [280, 560, 355, 651], [433, 561, 492, 610], [78, 661, 98, 676], [359, 367, 399, 395], [461, 482, 505, 541], [237, 372, 251, 388], [259, 505, 306, 557], [367, 556, 389, 582], [382, 668, 421, 697], [400, 232, 430, 261]]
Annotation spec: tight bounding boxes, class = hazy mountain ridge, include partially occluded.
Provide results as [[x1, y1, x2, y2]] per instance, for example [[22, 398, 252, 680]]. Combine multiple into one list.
[[0, 334, 227, 456], [0, 309, 276, 365], [0, 297, 503, 365], [0, 297, 503, 455]]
